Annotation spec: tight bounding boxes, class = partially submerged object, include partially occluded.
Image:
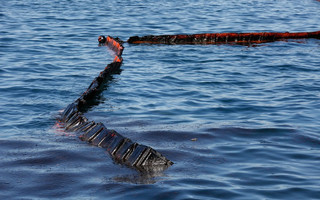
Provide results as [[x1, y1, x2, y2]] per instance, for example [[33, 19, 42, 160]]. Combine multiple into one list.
[[58, 36, 173, 172], [128, 31, 320, 45], [57, 30, 319, 172]]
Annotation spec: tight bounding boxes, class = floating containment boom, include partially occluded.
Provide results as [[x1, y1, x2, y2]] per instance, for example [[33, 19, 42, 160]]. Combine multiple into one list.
[[57, 30, 319, 172], [58, 36, 173, 172], [127, 31, 320, 45]]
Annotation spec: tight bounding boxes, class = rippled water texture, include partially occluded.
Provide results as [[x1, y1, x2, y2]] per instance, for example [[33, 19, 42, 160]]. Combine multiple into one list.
[[1, 0, 320, 199]]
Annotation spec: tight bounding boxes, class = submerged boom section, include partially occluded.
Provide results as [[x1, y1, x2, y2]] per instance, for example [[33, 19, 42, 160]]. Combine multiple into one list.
[[57, 29, 319, 173], [58, 36, 173, 172]]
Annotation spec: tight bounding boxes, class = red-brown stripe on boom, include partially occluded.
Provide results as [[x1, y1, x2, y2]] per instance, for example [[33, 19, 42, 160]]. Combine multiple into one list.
[[127, 31, 320, 45]]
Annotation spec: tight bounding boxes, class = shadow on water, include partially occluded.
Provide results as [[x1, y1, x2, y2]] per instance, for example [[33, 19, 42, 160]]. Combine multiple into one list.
[[111, 170, 168, 185]]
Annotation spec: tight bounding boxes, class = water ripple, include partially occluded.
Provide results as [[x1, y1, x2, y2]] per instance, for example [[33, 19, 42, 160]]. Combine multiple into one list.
[[1, 0, 320, 199]]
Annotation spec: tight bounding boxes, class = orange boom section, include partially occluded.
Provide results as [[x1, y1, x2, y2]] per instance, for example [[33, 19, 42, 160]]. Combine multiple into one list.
[[98, 35, 124, 58], [127, 31, 320, 45]]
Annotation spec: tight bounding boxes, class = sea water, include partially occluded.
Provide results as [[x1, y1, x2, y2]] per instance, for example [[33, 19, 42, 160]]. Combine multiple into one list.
[[1, 0, 320, 199]]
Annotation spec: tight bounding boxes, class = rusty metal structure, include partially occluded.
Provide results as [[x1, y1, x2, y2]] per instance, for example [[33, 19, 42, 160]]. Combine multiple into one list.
[[128, 31, 320, 45], [58, 36, 173, 172]]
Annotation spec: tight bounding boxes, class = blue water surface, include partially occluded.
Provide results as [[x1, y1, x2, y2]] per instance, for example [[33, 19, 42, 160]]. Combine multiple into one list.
[[1, 0, 320, 199]]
